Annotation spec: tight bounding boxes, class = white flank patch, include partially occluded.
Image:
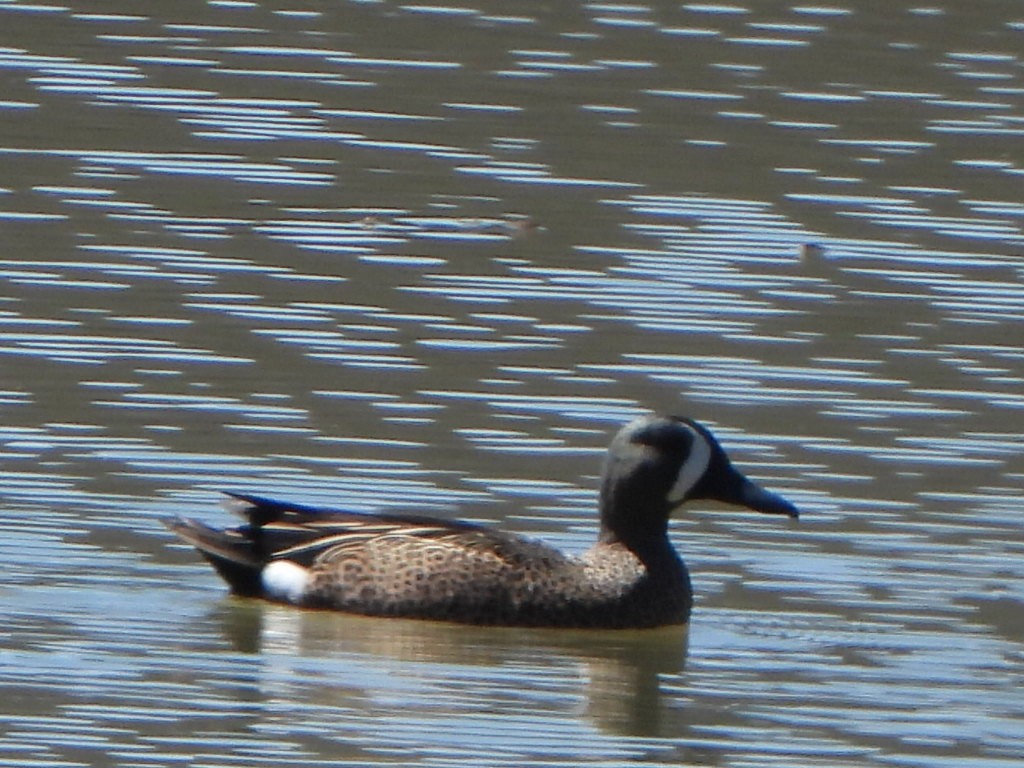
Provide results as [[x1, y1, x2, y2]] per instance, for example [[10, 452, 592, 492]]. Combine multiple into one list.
[[262, 560, 311, 604], [668, 426, 712, 503]]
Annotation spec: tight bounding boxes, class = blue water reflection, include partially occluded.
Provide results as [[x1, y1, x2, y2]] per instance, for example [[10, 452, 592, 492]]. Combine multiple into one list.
[[1, 0, 1023, 765]]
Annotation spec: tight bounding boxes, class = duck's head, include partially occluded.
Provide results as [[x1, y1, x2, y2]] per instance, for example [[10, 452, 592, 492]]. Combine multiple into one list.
[[599, 414, 798, 544]]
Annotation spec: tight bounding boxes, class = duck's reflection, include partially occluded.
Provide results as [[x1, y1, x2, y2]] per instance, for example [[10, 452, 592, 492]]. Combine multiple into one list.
[[213, 599, 689, 738]]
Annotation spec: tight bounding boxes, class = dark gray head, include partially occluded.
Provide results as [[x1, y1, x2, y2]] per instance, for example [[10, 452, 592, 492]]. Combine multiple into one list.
[[599, 414, 798, 544]]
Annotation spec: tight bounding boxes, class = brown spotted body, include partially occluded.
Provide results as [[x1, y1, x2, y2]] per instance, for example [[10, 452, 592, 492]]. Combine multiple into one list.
[[165, 415, 798, 628], [307, 526, 692, 628]]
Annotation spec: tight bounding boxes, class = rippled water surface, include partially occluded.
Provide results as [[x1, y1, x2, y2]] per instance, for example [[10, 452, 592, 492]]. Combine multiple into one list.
[[1, 1, 1022, 766]]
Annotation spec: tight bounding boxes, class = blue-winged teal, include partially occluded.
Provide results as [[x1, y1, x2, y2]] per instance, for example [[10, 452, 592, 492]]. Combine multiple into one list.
[[165, 414, 798, 628]]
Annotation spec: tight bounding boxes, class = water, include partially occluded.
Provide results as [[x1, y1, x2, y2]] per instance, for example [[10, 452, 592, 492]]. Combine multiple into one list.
[[1, 1, 1022, 766]]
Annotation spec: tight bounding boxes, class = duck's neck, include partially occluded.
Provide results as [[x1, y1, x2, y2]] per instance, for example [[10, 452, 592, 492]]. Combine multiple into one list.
[[599, 486, 672, 541], [599, 521, 681, 574], [598, 469, 683, 567]]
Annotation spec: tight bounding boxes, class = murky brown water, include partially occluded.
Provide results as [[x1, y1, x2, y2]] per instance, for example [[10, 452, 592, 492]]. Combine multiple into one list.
[[2, 1, 1022, 766]]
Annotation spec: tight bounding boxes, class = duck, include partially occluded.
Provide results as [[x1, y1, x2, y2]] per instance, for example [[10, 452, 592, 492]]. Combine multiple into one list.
[[164, 414, 798, 628]]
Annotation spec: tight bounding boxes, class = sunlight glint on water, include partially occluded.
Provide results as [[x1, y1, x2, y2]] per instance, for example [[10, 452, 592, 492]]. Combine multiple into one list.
[[1, 1, 1022, 766]]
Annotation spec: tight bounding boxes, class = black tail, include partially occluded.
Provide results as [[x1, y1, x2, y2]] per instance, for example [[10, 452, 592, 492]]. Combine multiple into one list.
[[163, 492, 342, 595], [163, 516, 264, 596]]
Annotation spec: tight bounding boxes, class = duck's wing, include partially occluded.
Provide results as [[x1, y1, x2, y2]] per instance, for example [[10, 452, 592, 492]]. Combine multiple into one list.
[[222, 491, 516, 560], [164, 492, 564, 597]]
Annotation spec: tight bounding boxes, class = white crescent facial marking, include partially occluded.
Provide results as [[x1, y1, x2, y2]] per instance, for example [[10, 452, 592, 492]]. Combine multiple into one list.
[[668, 425, 712, 504], [262, 560, 311, 604]]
